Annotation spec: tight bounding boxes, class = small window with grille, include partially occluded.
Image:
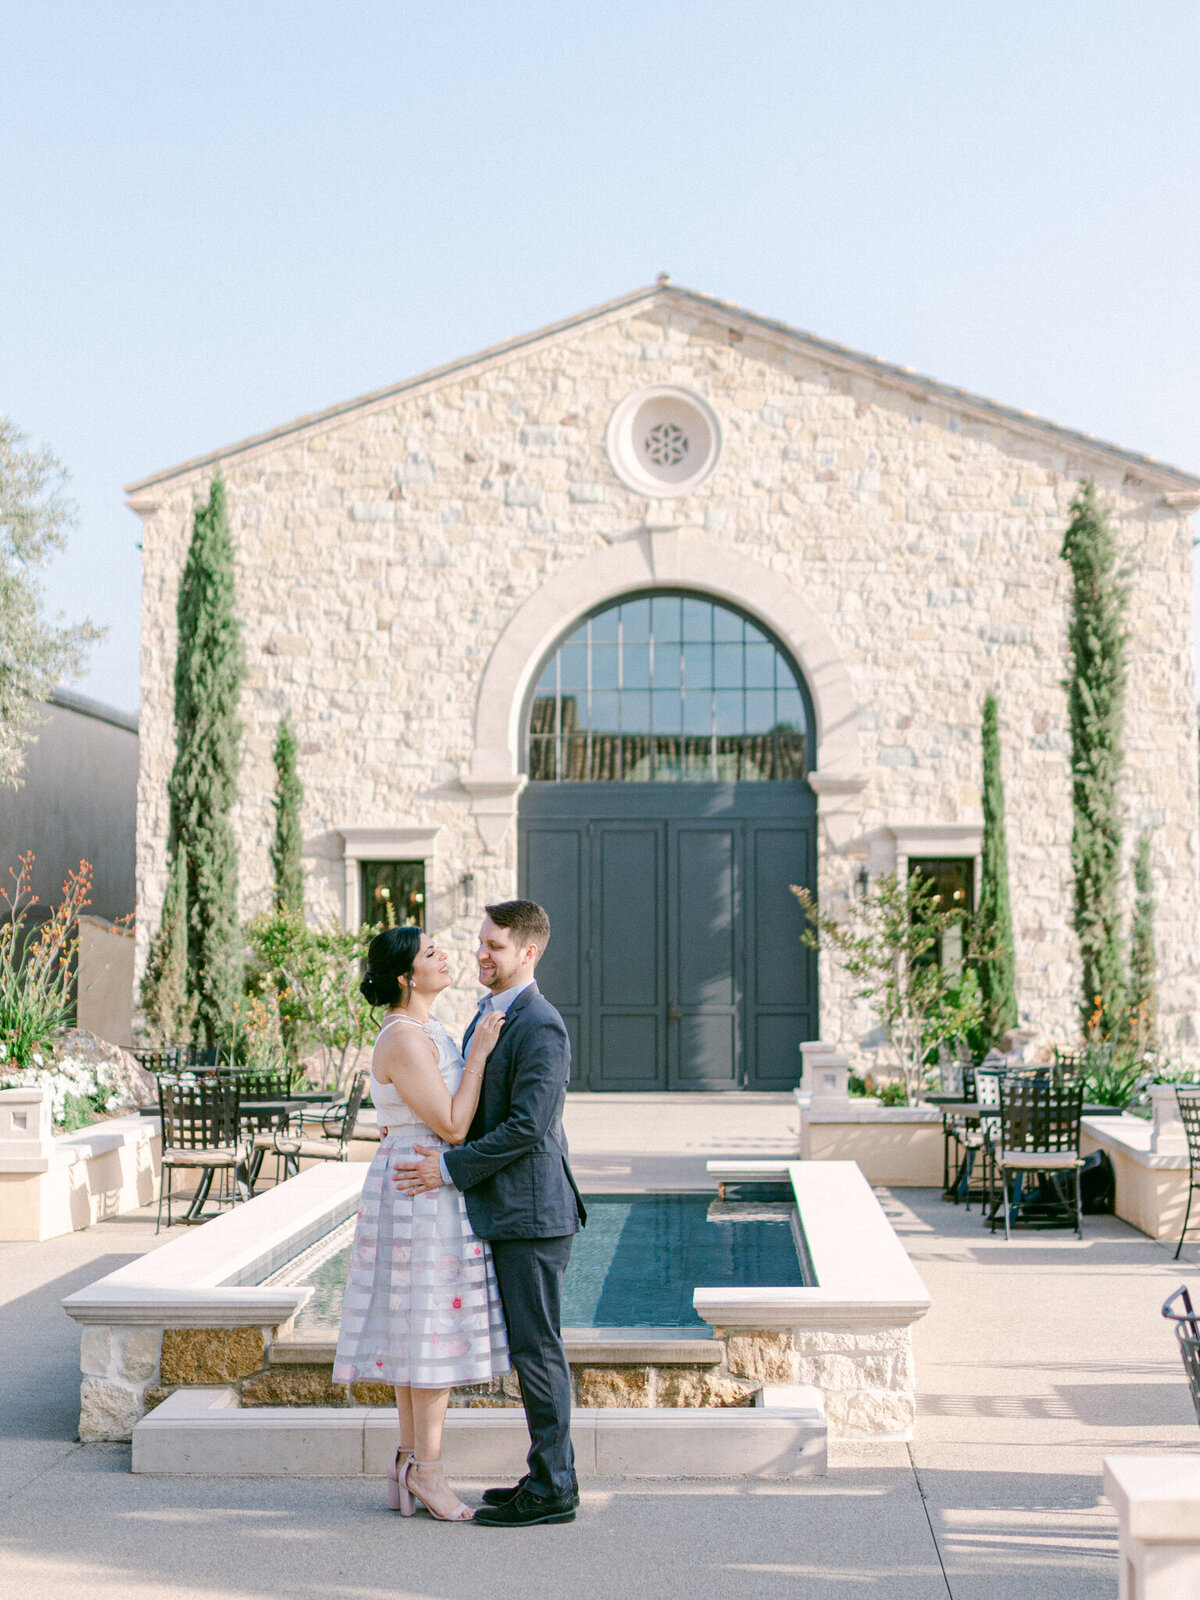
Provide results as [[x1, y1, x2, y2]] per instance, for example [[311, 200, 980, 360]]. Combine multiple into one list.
[[908, 857, 974, 972], [361, 861, 426, 927]]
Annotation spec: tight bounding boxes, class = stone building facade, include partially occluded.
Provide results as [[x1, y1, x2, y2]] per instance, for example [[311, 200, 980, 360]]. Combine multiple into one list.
[[127, 283, 1200, 1081]]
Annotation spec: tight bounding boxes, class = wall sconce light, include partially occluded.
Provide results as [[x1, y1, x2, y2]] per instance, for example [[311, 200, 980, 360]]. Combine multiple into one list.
[[854, 864, 870, 900], [459, 871, 476, 919]]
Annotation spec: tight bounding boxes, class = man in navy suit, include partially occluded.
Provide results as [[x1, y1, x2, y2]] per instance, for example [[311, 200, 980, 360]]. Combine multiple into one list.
[[394, 900, 585, 1526]]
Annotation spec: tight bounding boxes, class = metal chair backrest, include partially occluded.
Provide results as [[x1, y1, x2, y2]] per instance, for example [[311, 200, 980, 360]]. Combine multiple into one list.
[[999, 1076, 1084, 1155], [1176, 1087, 1200, 1171], [225, 1067, 292, 1100], [158, 1077, 241, 1151], [134, 1044, 224, 1077], [324, 1072, 369, 1141], [974, 1067, 1004, 1109], [1163, 1285, 1200, 1428], [334, 1075, 366, 1139]]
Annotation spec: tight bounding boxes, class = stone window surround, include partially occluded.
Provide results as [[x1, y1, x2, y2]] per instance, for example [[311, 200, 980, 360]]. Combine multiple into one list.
[[848, 824, 983, 897], [462, 531, 868, 851], [335, 824, 442, 930]]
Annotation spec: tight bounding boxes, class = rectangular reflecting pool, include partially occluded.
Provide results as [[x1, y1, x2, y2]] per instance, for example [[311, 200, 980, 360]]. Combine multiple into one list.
[[271, 1187, 808, 1332]]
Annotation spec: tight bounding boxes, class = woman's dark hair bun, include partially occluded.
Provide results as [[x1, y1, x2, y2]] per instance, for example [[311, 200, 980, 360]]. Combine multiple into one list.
[[359, 924, 423, 1008]]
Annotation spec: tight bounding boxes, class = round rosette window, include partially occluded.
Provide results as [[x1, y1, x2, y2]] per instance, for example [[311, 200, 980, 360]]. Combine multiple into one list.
[[605, 386, 722, 498]]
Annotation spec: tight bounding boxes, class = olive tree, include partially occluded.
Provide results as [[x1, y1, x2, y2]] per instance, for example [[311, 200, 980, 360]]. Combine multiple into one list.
[[0, 418, 102, 784]]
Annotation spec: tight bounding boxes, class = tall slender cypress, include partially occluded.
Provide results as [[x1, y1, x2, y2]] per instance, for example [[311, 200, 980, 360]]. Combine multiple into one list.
[[271, 715, 304, 914], [139, 849, 192, 1041], [977, 692, 1018, 1045], [1061, 479, 1127, 1038], [1129, 831, 1157, 1054], [168, 474, 244, 1046]]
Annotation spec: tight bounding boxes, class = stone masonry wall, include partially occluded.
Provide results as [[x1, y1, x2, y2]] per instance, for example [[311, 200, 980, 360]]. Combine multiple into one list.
[[79, 1322, 759, 1441], [133, 293, 1200, 1053]]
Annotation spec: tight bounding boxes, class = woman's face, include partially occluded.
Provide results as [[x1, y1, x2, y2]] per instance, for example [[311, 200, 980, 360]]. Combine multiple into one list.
[[408, 935, 452, 998]]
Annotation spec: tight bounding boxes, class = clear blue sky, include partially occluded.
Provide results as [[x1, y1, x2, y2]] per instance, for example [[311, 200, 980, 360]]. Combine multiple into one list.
[[4, 1, 1198, 714]]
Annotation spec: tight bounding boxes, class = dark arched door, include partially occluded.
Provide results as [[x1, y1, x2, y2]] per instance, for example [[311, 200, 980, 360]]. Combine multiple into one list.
[[518, 591, 817, 1091]]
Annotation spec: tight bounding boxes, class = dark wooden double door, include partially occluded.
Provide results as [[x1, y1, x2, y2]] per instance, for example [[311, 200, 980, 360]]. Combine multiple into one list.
[[519, 783, 817, 1091]]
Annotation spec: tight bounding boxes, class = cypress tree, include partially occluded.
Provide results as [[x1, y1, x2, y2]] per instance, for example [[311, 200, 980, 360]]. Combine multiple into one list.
[[1061, 479, 1127, 1038], [271, 714, 304, 914], [977, 692, 1018, 1046], [139, 849, 192, 1041], [1129, 831, 1157, 1054], [168, 474, 244, 1047]]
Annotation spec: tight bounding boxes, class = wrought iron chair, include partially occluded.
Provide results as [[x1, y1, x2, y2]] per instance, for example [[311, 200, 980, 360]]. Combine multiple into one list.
[[1173, 1087, 1200, 1260], [156, 1076, 244, 1230], [987, 1076, 1085, 1239], [223, 1066, 297, 1139], [247, 1072, 369, 1192], [1162, 1284, 1200, 1427], [946, 1065, 1005, 1210], [133, 1044, 224, 1078]]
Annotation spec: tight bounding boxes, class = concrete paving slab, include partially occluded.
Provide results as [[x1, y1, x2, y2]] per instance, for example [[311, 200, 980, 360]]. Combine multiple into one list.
[[1, 1452, 946, 1600]]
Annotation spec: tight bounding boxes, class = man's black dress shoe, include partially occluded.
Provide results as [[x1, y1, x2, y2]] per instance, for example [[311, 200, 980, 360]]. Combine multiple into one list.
[[481, 1473, 579, 1509], [473, 1485, 576, 1526]]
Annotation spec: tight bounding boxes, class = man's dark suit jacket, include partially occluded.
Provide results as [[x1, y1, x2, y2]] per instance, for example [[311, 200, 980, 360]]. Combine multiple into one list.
[[442, 984, 586, 1241]]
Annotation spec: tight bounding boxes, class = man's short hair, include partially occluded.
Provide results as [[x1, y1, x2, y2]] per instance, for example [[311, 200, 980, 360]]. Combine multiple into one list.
[[484, 899, 551, 956]]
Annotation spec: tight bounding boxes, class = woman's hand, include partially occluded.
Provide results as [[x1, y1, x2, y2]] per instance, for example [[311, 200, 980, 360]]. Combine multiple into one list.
[[468, 1009, 505, 1064]]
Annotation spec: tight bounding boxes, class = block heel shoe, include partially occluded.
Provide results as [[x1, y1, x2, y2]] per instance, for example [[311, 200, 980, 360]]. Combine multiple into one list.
[[387, 1447, 413, 1513]]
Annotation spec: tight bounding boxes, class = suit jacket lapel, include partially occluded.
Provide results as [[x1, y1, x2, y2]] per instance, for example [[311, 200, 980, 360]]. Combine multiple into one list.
[[461, 1009, 482, 1057], [461, 982, 539, 1059]]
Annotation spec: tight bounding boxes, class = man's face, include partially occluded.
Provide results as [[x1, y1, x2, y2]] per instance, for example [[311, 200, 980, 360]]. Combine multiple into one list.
[[476, 915, 535, 993]]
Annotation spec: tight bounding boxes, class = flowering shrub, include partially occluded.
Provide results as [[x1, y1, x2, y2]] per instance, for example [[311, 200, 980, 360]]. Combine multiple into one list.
[[0, 853, 92, 1066], [0, 1041, 130, 1131]]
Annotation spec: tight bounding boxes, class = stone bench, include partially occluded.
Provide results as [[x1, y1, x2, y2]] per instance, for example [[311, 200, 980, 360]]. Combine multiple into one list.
[[0, 1088, 159, 1242], [1104, 1455, 1200, 1598]]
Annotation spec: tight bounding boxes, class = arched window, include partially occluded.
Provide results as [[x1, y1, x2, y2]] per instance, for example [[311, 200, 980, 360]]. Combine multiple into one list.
[[526, 592, 809, 782]]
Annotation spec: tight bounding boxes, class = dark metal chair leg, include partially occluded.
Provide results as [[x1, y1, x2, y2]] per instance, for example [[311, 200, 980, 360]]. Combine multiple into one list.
[[1002, 1167, 1011, 1241], [1177, 1182, 1196, 1261]]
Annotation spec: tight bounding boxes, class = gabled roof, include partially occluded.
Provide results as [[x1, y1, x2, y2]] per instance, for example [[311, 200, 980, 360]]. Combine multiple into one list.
[[126, 283, 1200, 496]]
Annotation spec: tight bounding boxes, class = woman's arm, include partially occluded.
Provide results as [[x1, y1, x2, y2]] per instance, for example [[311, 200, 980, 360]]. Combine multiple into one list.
[[376, 1012, 504, 1144]]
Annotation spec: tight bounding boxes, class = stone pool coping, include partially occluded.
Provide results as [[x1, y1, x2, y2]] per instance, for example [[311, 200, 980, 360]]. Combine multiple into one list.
[[63, 1163, 361, 1327], [697, 1160, 932, 1331], [269, 1326, 723, 1368]]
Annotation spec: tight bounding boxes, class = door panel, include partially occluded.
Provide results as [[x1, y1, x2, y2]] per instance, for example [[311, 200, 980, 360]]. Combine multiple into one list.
[[670, 824, 738, 1087], [744, 823, 817, 1088], [592, 823, 665, 1089], [523, 827, 584, 1007], [676, 1013, 738, 1085], [749, 827, 811, 1007], [520, 823, 587, 1082], [598, 1014, 661, 1084]]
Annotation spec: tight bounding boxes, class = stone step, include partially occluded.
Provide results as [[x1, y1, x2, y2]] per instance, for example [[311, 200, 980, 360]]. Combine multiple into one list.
[[132, 1384, 828, 1478]]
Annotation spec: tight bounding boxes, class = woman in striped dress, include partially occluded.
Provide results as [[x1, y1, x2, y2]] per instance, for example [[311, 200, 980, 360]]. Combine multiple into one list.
[[334, 926, 509, 1521]]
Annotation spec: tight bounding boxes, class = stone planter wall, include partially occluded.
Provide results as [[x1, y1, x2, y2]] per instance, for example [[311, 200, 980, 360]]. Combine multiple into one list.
[[706, 1323, 916, 1439], [796, 1090, 944, 1187], [102, 1326, 765, 1437]]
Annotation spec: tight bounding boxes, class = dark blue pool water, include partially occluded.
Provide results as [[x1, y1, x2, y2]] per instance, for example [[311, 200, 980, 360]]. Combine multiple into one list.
[[561, 1192, 805, 1328], [284, 1189, 805, 1332]]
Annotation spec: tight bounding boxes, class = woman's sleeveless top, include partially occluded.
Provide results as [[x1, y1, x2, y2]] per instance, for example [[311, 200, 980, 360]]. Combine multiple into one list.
[[370, 1015, 462, 1138]]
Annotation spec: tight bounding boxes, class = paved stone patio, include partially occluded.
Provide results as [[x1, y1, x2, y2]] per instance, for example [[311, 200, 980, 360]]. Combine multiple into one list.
[[2, 1097, 1198, 1598]]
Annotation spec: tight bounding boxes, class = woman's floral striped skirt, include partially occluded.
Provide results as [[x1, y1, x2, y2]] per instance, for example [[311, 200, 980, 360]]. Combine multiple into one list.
[[333, 1130, 510, 1389]]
